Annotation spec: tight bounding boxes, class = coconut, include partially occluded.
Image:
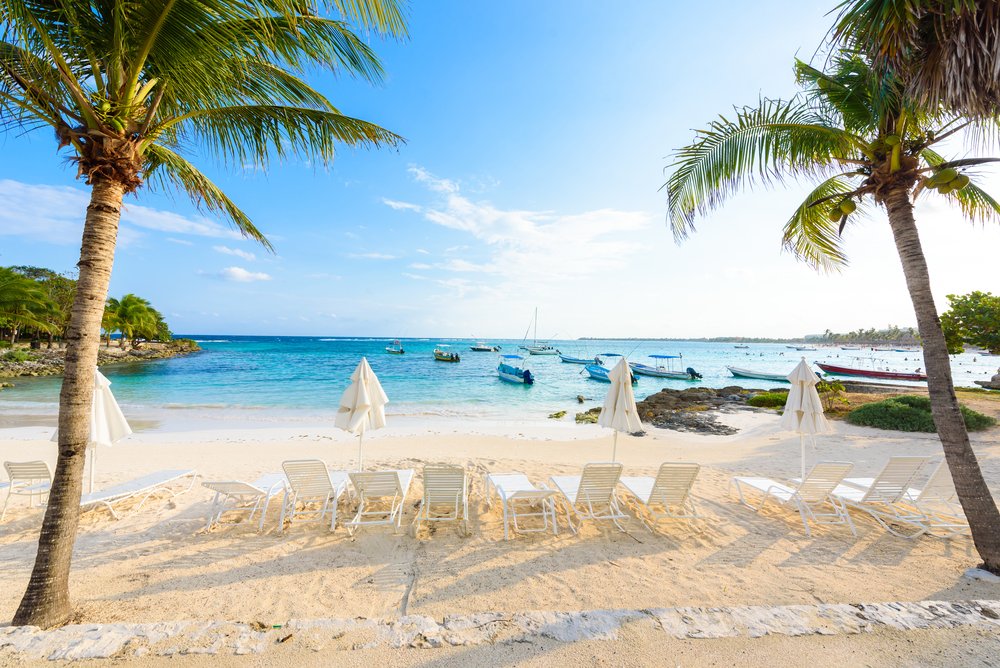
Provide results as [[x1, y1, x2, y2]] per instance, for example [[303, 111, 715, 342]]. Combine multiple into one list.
[[937, 167, 959, 183], [884, 135, 901, 147], [840, 199, 857, 214], [827, 208, 843, 222], [952, 174, 971, 189]]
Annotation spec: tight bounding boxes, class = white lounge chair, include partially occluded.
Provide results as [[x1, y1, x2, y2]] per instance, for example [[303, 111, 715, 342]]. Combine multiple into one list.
[[619, 462, 701, 531], [549, 463, 628, 533], [202, 473, 287, 532], [896, 461, 969, 537], [80, 469, 198, 519], [730, 462, 856, 536], [828, 456, 932, 538], [2, 461, 52, 520], [280, 460, 350, 533], [415, 464, 469, 535], [345, 469, 414, 535], [484, 472, 558, 540]]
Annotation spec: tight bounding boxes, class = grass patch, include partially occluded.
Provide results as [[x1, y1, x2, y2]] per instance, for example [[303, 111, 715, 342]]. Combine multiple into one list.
[[846, 395, 996, 432], [747, 391, 789, 408], [2, 349, 31, 363]]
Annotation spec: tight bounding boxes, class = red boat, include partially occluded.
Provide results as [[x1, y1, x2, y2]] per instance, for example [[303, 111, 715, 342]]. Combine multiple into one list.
[[816, 362, 927, 382]]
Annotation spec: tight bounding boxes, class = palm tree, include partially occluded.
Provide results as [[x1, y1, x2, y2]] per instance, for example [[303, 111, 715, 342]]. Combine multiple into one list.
[[101, 297, 120, 348], [831, 0, 1000, 117], [112, 294, 155, 349], [665, 54, 1000, 572], [1, 0, 407, 628], [0, 267, 55, 343]]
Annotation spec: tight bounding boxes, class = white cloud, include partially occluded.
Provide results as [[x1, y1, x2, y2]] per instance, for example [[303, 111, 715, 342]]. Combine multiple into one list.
[[415, 248, 431, 255], [219, 266, 272, 282], [408, 166, 459, 193], [350, 252, 397, 260], [404, 166, 651, 291], [409, 262, 433, 270], [0, 179, 243, 244], [383, 198, 422, 212], [402, 273, 427, 281], [213, 245, 256, 261], [168, 238, 194, 246]]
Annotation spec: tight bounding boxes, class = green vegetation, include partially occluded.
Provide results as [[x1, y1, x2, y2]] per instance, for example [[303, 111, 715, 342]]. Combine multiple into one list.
[[1, 266, 173, 350], [816, 326, 920, 346], [2, 350, 32, 363], [847, 395, 996, 433], [747, 391, 789, 408], [941, 291, 1000, 355]]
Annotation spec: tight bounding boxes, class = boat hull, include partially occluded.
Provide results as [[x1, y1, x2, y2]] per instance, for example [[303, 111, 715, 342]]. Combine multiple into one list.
[[498, 362, 533, 384], [527, 347, 559, 355], [726, 366, 788, 382], [629, 363, 695, 380], [385, 348, 404, 354], [586, 364, 637, 384], [434, 351, 460, 362], [816, 362, 926, 382], [471, 346, 500, 352], [559, 355, 595, 364]]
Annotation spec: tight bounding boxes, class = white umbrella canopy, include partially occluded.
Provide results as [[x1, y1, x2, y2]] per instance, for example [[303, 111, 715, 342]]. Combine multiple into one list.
[[598, 357, 643, 462], [779, 358, 830, 479], [52, 369, 133, 493], [334, 357, 388, 471]]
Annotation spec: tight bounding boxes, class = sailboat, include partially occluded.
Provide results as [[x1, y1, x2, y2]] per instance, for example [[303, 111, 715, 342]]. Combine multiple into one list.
[[521, 308, 559, 355]]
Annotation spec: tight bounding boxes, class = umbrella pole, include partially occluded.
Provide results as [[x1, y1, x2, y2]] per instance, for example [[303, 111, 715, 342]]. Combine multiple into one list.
[[800, 434, 806, 481], [358, 432, 363, 472], [612, 431, 618, 463]]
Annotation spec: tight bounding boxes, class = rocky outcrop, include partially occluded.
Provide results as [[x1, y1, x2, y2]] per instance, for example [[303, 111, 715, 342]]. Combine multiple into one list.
[[0, 340, 200, 380], [635, 386, 769, 435]]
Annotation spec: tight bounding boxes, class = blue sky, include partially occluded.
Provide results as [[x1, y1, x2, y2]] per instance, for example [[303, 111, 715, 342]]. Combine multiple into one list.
[[2, 1, 998, 338]]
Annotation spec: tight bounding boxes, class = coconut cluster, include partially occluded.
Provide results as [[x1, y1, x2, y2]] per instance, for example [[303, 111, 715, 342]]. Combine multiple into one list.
[[926, 167, 970, 194]]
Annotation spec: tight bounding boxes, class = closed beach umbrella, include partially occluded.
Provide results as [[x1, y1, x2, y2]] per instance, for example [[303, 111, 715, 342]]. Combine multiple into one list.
[[334, 357, 388, 471], [52, 368, 132, 493], [779, 358, 830, 480], [598, 357, 643, 462]]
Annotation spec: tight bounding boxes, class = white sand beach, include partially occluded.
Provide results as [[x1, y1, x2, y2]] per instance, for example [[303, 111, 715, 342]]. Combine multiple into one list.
[[1, 411, 999, 665]]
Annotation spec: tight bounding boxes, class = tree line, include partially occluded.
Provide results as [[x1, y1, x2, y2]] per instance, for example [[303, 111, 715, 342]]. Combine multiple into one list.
[[0, 266, 171, 349], [816, 326, 920, 346]]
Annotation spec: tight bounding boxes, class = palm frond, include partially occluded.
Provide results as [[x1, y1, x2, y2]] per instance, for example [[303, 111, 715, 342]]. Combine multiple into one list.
[[665, 97, 864, 240], [154, 105, 403, 169], [143, 144, 272, 250], [783, 175, 869, 271]]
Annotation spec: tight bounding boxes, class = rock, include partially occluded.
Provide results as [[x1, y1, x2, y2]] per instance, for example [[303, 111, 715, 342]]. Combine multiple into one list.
[[635, 386, 756, 435], [576, 395, 585, 404], [548, 411, 566, 420], [575, 408, 600, 424]]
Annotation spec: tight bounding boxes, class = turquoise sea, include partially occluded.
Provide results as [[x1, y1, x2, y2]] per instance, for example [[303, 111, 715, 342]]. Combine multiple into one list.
[[1, 337, 996, 425]]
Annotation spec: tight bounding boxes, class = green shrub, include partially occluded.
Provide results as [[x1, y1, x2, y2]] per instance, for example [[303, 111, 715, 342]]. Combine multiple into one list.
[[846, 395, 996, 432], [747, 391, 789, 408], [0, 341, 11, 349], [2, 349, 31, 363]]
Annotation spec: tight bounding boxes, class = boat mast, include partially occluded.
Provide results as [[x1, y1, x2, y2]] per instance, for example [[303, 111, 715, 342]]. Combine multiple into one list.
[[533, 307, 538, 345]]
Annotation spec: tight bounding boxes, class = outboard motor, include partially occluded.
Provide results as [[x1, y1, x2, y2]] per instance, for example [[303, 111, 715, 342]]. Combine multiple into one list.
[[523, 369, 534, 385], [686, 367, 703, 380]]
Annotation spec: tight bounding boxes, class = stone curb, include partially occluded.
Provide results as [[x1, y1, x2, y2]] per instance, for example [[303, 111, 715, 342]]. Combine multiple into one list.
[[1, 600, 998, 660]]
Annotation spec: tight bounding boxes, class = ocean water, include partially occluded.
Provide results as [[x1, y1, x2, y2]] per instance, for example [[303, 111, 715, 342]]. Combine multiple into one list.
[[1, 337, 996, 423]]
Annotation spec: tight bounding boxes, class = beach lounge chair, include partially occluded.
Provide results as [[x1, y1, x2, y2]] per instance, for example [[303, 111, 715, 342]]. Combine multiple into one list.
[[414, 464, 469, 535], [730, 462, 856, 536], [827, 456, 933, 538], [894, 461, 969, 537], [280, 460, 350, 533], [202, 473, 287, 532], [80, 469, 198, 519], [1, 461, 52, 521], [345, 469, 414, 535], [619, 462, 701, 531], [549, 463, 628, 533], [484, 472, 558, 540]]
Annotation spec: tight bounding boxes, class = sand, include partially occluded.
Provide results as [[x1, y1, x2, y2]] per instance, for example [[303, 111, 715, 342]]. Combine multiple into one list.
[[0, 409, 998, 664]]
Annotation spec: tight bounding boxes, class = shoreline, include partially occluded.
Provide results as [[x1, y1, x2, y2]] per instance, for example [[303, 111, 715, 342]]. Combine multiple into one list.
[[0, 340, 199, 382]]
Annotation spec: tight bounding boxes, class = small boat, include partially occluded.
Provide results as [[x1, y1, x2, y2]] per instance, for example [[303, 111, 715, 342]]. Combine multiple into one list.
[[816, 362, 926, 382], [385, 339, 405, 354], [585, 363, 636, 384], [841, 346, 861, 351], [734, 344, 750, 349], [559, 353, 597, 364], [521, 308, 559, 355], [629, 354, 702, 380], [498, 354, 533, 384], [433, 345, 460, 362], [470, 341, 501, 352], [727, 366, 790, 382], [793, 346, 818, 351], [526, 344, 560, 355]]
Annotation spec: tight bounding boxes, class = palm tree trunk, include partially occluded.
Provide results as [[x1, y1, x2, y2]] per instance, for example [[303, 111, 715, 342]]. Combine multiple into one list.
[[13, 178, 125, 628], [885, 186, 1000, 572]]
